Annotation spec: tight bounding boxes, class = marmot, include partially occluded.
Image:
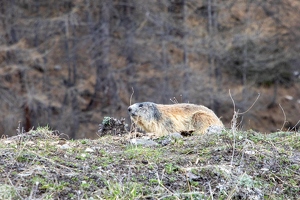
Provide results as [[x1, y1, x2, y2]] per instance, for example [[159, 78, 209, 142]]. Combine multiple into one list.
[[128, 102, 224, 136]]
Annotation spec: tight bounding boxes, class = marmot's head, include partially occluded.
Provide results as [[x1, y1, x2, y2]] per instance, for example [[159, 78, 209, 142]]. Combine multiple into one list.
[[128, 102, 161, 122]]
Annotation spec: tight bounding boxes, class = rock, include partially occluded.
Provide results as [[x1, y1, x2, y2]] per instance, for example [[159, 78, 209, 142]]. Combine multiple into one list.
[[160, 132, 183, 146], [169, 132, 183, 139], [130, 138, 158, 147], [85, 147, 95, 152], [260, 168, 269, 171], [206, 125, 224, 135], [160, 138, 171, 146], [186, 172, 200, 181], [60, 144, 71, 149], [245, 150, 255, 155]]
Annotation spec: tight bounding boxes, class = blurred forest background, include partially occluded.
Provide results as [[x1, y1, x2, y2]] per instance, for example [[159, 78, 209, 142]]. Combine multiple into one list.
[[0, 0, 299, 139]]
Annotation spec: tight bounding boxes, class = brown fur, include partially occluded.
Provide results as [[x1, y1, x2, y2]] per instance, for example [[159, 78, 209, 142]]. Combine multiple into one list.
[[128, 102, 224, 136]]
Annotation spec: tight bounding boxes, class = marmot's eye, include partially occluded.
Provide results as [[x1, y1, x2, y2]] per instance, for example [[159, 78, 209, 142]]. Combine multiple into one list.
[[138, 104, 143, 108]]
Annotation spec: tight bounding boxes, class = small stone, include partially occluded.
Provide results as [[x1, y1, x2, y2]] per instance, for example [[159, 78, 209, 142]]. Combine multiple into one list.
[[284, 95, 293, 100], [160, 133, 183, 146], [169, 132, 183, 139], [186, 172, 200, 181], [25, 141, 35, 146], [206, 125, 224, 135], [245, 150, 255, 155], [130, 138, 158, 147], [3, 140, 14, 144], [85, 147, 94, 152], [160, 138, 171, 146], [18, 172, 32, 177], [60, 144, 71, 149], [261, 168, 269, 171]]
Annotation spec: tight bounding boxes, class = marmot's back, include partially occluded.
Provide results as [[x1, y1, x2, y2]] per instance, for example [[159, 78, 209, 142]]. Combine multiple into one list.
[[128, 102, 224, 136]]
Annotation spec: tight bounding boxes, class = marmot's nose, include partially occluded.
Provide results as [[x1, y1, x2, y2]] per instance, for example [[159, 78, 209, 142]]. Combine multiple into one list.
[[128, 107, 132, 112]]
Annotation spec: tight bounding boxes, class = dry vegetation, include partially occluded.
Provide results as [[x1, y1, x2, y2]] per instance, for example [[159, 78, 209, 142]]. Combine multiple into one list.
[[0, 0, 299, 138], [0, 123, 299, 199]]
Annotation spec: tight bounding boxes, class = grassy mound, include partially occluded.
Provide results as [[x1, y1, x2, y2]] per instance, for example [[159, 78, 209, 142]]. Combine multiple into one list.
[[0, 126, 299, 199]]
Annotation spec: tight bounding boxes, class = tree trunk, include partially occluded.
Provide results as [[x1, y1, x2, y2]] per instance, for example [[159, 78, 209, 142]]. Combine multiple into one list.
[[87, 0, 112, 110], [182, 0, 190, 102]]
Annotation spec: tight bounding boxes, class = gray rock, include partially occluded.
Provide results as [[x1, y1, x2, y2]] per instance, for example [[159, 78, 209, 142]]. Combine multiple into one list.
[[60, 144, 71, 149], [160, 132, 183, 146], [206, 125, 224, 135], [169, 132, 183, 139], [130, 138, 158, 147], [85, 147, 95, 152]]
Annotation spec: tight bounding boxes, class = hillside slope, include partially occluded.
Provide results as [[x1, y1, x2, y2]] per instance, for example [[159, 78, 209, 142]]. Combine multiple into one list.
[[0, 127, 299, 199], [0, 0, 299, 138]]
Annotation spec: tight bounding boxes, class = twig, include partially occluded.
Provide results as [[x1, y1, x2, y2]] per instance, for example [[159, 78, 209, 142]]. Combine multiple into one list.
[[156, 172, 180, 200], [291, 120, 300, 131], [186, 175, 191, 192], [5, 171, 25, 200], [130, 87, 134, 106], [186, 176, 194, 200], [229, 90, 237, 166], [28, 150, 78, 171], [239, 93, 260, 115], [29, 181, 39, 199], [279, 104, 287, 131], [155, 192, 204, 199], [170, 97, 179, 104], [229, 89, 236, 115], [228, 90, 260, 166], [229, 90, 260, 116], [226, 172, 248, 200], [208, 181, 214, 200]]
